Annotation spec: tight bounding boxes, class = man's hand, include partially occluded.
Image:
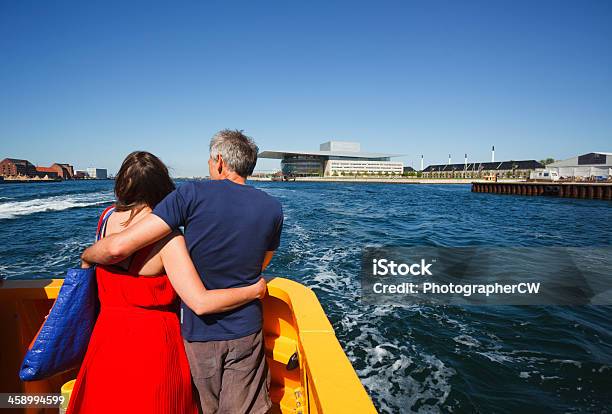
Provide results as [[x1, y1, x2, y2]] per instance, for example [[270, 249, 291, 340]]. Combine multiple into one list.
[[81, 214, 172, 265]]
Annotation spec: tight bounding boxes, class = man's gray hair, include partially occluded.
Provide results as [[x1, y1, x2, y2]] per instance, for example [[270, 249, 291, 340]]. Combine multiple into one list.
[[209, 129, 259, 178]]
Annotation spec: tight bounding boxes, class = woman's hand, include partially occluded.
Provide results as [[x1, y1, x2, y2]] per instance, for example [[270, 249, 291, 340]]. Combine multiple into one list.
[[80, 259, 92, 269], [250, 277, 268, 300]]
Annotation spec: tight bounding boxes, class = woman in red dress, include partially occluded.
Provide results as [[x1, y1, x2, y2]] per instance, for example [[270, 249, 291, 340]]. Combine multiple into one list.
[[66, 152, 266, 414]]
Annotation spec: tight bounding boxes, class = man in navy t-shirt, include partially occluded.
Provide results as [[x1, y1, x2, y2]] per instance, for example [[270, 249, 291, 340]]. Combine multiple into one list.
[[153, 177, 282, 342], [82, 130, 283, 414]]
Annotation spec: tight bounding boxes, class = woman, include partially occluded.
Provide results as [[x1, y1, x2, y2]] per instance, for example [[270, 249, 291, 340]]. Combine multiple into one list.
[[66, 151, 266, 414]]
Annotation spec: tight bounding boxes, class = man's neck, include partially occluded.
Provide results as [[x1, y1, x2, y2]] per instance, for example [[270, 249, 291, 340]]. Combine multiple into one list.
[[221, 172, 246, 185]]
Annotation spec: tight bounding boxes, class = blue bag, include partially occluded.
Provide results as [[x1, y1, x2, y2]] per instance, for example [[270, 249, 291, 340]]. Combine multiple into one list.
[[19, 206, 113, 381], [19, 267, 99, 381]]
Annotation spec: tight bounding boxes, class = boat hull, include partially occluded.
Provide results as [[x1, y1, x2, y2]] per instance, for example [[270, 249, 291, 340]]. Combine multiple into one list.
[[0, 277, 376, 413]]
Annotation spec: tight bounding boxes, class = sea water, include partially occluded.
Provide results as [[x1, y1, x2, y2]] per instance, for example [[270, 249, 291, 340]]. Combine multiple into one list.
[[1, 180, 611, 413]]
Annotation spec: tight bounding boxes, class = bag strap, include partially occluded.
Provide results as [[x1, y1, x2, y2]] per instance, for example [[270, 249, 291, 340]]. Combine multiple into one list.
[[96, 205, 116, 242]]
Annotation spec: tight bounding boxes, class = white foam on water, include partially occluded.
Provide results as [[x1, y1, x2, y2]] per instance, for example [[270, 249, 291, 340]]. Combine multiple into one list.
[[1, 237, 90, 278], [356, 339, 456, 413], [534, 233, 562, 240], [453, 334, 482, 348], [0, 192, 114, 220], [279, 206, 465, 412], [287, 238, 460, 412], [0, 264, 9, 279], [338, 305, 458, 413], [550, 359, 583, 368], [476, 349, 552, 369], [540, 375, 562, 381], [258, 187, 298, 195], [477, 351, 517, 364]]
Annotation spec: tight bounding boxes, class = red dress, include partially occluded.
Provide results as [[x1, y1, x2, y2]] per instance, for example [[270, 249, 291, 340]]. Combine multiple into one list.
[[66, 215, 198, 414]]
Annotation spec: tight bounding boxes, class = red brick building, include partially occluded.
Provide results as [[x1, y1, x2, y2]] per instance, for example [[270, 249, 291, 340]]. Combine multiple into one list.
[[34, 166, 60, 179], [35, 163, 74, 179], [0, 158, 38, 177], [53, 163, 74, 179], [1, 158, 75, 179]]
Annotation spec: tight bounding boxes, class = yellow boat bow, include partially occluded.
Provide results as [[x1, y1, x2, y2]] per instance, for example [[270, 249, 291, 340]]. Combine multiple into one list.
[[0, 277, 377, 414]]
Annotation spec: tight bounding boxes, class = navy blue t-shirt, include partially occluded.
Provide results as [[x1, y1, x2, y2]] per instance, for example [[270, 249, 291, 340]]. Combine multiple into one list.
[[153, 179, 283, 341]]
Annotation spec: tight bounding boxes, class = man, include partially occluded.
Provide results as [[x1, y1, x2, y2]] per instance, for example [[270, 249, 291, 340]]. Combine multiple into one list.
[[82, 129, 283, 414]]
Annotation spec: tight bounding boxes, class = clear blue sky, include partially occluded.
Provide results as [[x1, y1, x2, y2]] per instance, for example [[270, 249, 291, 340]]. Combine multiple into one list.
[[1, 0, 611, 176]]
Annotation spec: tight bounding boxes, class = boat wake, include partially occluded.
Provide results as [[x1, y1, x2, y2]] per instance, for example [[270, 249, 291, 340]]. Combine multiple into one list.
[[0, 239, 88, 279], [0, 192, 114, 220]]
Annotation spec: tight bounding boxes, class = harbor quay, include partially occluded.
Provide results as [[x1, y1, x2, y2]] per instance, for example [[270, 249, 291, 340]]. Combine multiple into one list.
[[248, 176, 525, 185], [472, 181, 612, 200]]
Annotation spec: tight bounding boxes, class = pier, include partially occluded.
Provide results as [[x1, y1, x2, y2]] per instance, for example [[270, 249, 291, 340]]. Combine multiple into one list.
[[472, 182, 612, 200]]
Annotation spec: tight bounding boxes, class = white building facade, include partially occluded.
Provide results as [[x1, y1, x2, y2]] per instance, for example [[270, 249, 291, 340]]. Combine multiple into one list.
[[535, 152, 612, 179], [324, 159, 404, 175], [87, 168, 108, 179], [259, 141, 404, 177]]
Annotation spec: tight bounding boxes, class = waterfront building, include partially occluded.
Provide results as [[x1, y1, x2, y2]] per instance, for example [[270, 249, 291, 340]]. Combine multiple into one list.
[[403, 166, 415, 174], [422, 160, 543, 179], [534, 152, 612, 180], [34, 166, 60, 179], [35, 163, 74, 179], [0, 158, 38, 177], [87, 168, 108, 179], [0, 158, 76, 179], [52, 163, 74, 179], [259, 141, 403, 177]]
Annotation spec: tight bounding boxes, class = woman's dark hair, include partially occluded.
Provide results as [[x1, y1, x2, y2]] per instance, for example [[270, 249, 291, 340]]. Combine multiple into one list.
[[114, 151, 175, 225]]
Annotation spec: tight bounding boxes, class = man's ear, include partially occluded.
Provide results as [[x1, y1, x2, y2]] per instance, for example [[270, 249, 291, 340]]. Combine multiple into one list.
[[217, 155, 224, 175]]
